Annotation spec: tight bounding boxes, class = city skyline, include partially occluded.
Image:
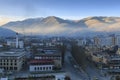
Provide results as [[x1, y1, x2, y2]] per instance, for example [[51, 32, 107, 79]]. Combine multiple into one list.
[[1, 1, 120, 79]]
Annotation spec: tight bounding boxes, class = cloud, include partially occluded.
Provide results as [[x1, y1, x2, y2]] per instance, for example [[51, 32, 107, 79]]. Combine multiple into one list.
[[0, 17, 11, 26], [0, 16, 28, 26]]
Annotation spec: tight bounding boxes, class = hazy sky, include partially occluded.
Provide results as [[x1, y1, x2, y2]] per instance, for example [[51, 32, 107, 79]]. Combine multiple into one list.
[[0, 0, 120, 20]]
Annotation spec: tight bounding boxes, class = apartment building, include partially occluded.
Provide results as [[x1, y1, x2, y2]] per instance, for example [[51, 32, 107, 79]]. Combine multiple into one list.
[[0, 50, 26, 71]]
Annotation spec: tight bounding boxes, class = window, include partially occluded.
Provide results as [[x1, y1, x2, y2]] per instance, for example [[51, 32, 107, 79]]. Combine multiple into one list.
[[10, 67, 13, 70], [43, 67, 45, 70], [49, 67, 51, 70], [14, 67, 17, 70], [10, 60, 13, 62], [11, 63, 13, 65], [7, 63, 8, 65], [34, 67, 36, 71], [40, 67, 42, 70], [37, 67, 39, 70], [14, 60, 17, 62], [4, 67, 6, 70], [6, 67, 8, 70], [14, 63, 17, 65]]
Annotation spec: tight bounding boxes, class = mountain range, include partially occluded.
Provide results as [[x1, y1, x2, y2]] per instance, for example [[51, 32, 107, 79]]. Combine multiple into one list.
[[1, 16, 120, 37], [0, 27, 16, 37]]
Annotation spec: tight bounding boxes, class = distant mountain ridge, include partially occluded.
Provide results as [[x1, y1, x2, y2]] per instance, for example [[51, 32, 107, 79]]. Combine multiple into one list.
[[1, 16, 120, 36], [0, 27, 16, 37]]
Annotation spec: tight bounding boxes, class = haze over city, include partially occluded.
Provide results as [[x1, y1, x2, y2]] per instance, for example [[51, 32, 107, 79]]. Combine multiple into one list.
[[0, 0, 120, 80], [1, 0, 120, 80]]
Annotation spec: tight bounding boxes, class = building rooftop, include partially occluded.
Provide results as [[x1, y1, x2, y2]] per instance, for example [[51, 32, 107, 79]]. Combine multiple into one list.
[[109, 55, 120, 60], [30, 59, 54, 65], [35, 49, 61, 56], [0, 49, 25, 57], [92, 52, 109, 57]]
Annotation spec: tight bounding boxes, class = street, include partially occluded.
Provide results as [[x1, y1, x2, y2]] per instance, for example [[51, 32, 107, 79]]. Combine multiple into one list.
[[85, 62, 111, 80], [63, 51, 88, 80], [64, 44, 111, 80]]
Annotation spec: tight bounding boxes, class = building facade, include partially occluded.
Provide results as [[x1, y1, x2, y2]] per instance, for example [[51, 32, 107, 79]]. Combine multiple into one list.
[[29, 59, 54, 72], [34, 49, 62, 68], [0, 50, 26, 71]]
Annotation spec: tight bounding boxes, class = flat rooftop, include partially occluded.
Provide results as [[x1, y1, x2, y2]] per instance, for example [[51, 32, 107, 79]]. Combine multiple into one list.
[[0, 49, 25, 57], [35, 49, 61, 56], [30, 59, 54, 65]]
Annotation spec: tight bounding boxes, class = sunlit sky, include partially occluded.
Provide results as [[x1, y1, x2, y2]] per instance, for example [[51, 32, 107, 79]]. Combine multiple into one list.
[[0, 0, 120, 20]]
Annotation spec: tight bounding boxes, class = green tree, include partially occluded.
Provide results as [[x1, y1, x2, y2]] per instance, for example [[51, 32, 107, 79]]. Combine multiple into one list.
[[71, 44, 87, 69], [57, 44, 66, 65], [116, 76, 120, 80], [65, 76, 71, 80]]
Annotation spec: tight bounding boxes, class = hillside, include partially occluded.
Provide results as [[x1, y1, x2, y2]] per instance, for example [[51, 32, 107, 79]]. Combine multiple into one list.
[[1, 16, 120, 36], [0, 27, 16, 37]]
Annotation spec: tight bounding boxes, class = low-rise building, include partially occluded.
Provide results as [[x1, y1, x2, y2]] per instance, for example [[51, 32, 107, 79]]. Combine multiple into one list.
[[91, 52, 109, 64], [0, 78, 8, 80], [0, 44, 3, 48], [0, 50, 26, 71], [34, 49, 62, 68], [7, 40, 24, 48], [29, 59, 54, 72], [105, 55, 120, 74], [14, 71, 66, 80], [6, 33, 24, 49], [91, 51, 120, 75]]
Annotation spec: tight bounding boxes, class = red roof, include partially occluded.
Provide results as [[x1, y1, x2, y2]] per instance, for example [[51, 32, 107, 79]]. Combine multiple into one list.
[[30, 59, 54, 64]]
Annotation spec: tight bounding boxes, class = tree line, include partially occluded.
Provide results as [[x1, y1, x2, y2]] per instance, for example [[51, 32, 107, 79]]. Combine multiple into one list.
[[71, 44, 88, 69]]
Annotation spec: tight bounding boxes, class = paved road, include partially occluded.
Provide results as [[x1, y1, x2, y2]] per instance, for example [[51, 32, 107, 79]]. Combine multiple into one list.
[[64, 44, 111, 80], [63, 51, 88, 80], [85, 62, 111, 80]]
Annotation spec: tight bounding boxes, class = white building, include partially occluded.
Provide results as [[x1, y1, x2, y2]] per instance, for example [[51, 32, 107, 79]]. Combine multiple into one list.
[[93, 35, 118, 47], [7, 40, 24, 48], [29, 59, 54, 72], [0, 45, 3, 48], [100, 37, 112, 47], [7, 33, 24, 48], [77, 39, 87, 46], [0, 78, 8, 80]]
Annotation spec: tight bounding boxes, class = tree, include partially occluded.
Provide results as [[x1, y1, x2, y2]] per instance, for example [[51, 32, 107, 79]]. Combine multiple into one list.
[[57, 44, 66, 65], [71, 44, 87, 69], [116, 76, 120, 80], [65, 76, 71, 80]]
